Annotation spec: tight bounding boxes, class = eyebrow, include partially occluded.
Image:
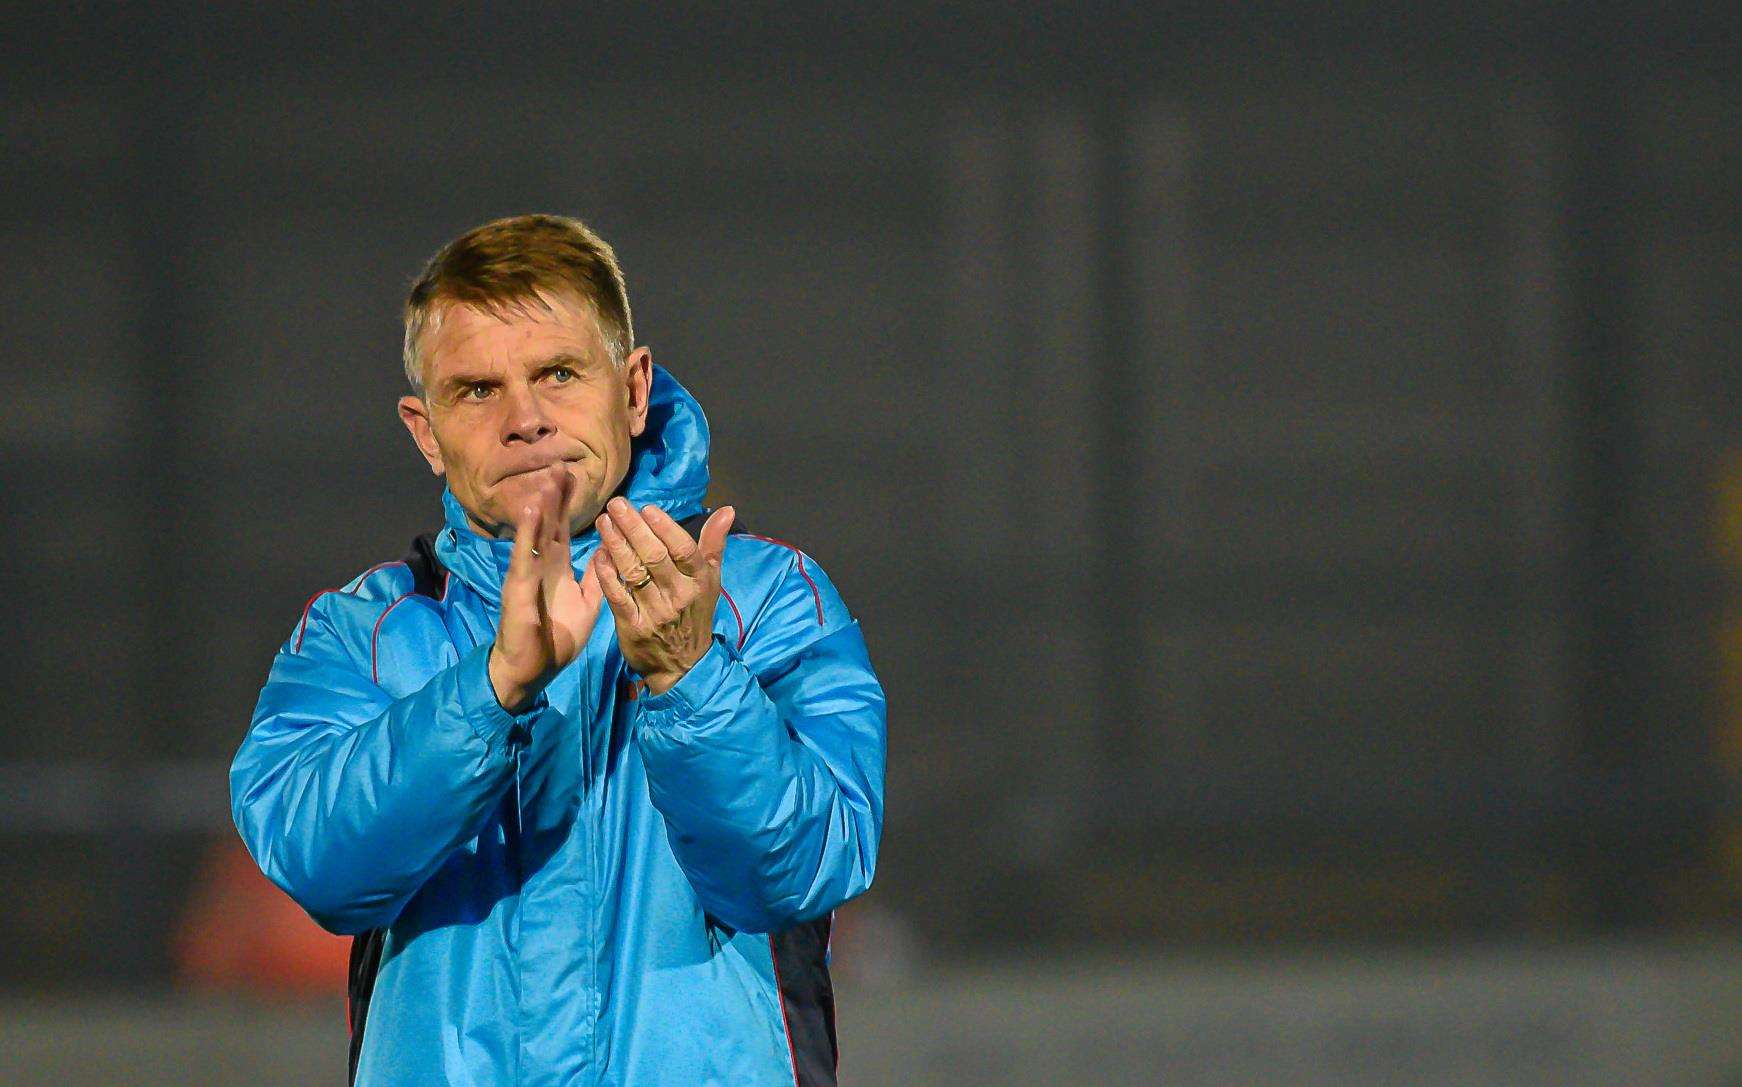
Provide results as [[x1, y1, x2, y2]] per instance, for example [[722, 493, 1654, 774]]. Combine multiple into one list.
[[436, 352, 595, 398], [534, 352, 593, 373]]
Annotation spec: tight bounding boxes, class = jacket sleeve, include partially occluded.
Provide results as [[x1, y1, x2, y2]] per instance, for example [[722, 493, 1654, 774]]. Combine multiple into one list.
[[633, 550, 887, 934], [229, 595, 547, 935]]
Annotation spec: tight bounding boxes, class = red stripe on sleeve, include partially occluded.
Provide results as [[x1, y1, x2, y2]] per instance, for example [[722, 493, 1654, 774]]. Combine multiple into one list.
[[741, 534, 825, 627]]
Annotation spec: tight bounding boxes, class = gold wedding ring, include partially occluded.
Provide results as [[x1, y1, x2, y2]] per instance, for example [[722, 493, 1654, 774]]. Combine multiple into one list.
[[625, 572, 655, 592], [531, 547, 541, 557]]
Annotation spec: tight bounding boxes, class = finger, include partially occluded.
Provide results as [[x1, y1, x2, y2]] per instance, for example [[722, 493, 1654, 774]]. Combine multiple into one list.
[[499, 503, 544, 637], [529, 469, 570, 607], [594, 510, 644, 580], [506, 501, 541, 586], [548, 466, 579, 587], [596, 508, 673, 609], [641, 505, 704, 577], [697, 506, 736, 571], [578, 554, 605, 620], [606, 498, 684, 596], [551, 466, 577, 549], [535, 465, 569, 553], [592, 545, 638, 620], [514, 470, 552, 559]]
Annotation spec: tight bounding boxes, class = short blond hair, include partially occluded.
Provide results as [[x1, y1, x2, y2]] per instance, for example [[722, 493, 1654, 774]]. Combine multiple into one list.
[[402, 213, 634, 395]]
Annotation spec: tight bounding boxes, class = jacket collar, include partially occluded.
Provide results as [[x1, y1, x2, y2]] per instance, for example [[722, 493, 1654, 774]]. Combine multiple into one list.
[[434, 362, 713, 609]]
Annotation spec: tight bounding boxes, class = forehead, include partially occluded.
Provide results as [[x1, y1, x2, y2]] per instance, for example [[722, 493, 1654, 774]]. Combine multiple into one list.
[[421, 290, 605, 375]]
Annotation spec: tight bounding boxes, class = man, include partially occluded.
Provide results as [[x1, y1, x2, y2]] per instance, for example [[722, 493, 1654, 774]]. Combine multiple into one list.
[[229, 213, 887, 1086]]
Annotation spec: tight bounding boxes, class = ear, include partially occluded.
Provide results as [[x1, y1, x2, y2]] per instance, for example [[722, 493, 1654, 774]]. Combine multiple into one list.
[[397, 395, 446, 476], [624, 346, 654, 438]]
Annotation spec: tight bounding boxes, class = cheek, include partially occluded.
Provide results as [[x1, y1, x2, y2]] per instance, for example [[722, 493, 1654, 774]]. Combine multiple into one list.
[[435, 430, 494, 493], [599, 417, 634, 469], [557, 397, 628, 452]]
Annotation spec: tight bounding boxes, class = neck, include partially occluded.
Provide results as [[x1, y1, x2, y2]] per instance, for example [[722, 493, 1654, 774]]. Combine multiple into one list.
[[465, 513, 510, 541]]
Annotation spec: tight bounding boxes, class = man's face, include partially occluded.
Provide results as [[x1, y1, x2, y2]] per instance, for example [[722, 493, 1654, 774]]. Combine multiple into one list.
[[397, 290, 652, 540]]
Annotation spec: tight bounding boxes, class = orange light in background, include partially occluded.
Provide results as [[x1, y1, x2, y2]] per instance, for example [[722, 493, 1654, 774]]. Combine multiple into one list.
[[171, 836, 349, 996]]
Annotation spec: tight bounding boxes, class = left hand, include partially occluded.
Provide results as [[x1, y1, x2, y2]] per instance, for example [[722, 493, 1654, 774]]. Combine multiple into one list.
[[591, 496, 736, 695]]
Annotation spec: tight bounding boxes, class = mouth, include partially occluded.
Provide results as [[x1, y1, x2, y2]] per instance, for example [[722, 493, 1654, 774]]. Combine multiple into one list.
[[497, 456, 582, 484]]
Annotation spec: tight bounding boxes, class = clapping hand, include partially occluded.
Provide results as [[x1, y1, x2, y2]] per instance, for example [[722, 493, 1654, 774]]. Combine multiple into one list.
[[486, 465, 606, 713], [590, 496, 736, 695]]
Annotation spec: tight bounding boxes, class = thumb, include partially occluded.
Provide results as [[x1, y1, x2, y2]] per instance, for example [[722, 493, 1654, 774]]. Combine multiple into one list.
[[698, 506, 735, 568]]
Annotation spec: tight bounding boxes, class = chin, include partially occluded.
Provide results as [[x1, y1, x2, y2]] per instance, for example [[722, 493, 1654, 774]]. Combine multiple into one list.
[[481, 478, 533, 517], [484, 468, 599, 529]]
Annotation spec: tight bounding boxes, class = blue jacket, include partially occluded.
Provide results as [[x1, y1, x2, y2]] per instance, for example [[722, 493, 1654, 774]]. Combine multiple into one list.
[[230, 364, 887, 1086]]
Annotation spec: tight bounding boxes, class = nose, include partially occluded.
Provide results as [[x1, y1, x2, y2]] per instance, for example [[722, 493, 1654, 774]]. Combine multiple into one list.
[[500, 382, 555, 445]]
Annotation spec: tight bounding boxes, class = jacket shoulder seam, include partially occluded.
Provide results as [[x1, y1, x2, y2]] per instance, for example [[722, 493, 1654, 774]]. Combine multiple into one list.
[[293, 561, 415, 654], [730, 534, 825, 629]]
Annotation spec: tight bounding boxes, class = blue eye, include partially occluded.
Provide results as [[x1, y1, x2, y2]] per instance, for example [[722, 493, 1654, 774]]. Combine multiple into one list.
[[549, 367, 575, 383], [465, 384, 493, 400]]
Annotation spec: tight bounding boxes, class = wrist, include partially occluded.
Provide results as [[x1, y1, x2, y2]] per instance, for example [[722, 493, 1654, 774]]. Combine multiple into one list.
[[487, 644, 535, 714], [640, 634, 722, 696], [638, 635, 727, 698]]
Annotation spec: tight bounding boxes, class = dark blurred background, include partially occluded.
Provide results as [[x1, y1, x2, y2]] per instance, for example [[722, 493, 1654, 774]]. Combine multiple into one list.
[[3, 4, 1739, 1084]]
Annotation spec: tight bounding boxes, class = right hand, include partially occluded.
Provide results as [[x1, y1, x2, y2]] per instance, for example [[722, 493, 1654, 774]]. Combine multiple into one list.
[[487, 465, 606, 713]]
